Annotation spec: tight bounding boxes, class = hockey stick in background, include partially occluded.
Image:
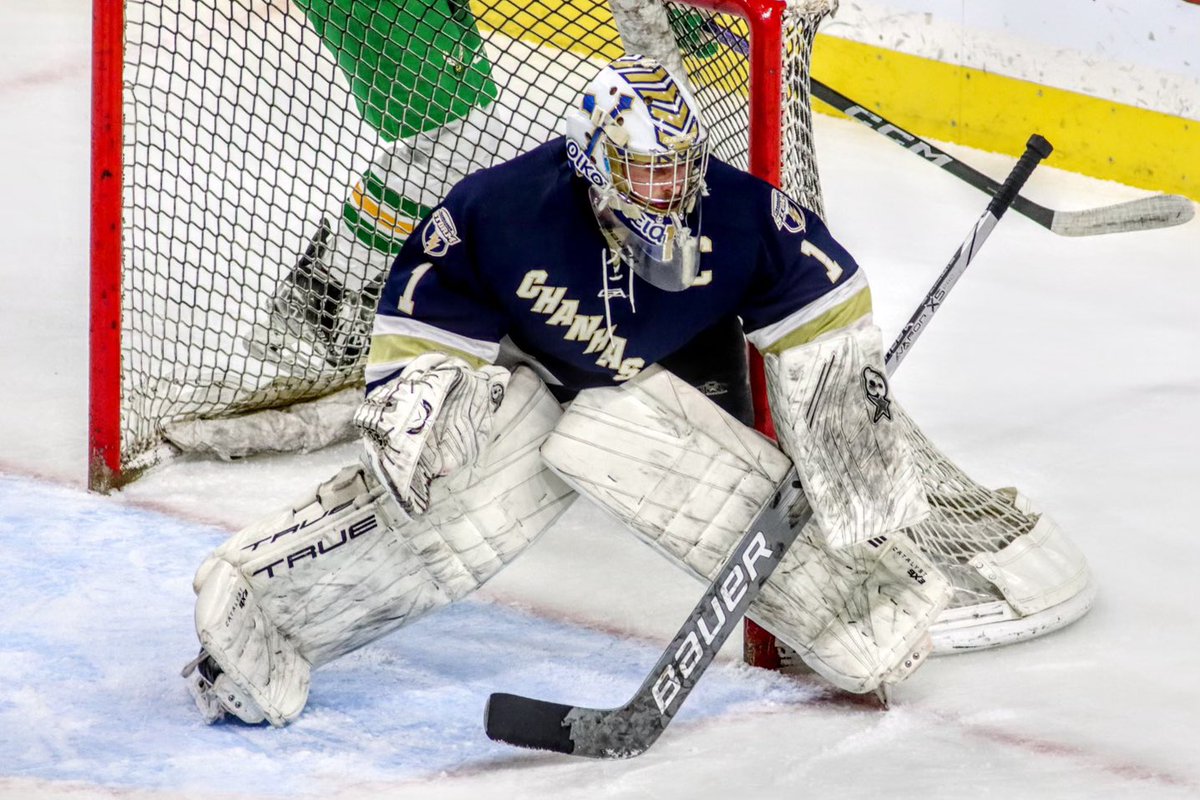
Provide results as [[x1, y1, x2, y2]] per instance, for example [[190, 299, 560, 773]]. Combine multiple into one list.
[[693, 17, 1191, 235], [810, 79, 1193, 237], [484, 135, 1054, 760]]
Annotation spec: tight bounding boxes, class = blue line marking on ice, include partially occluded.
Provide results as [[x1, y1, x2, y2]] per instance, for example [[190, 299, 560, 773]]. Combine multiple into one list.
[[0, 475, 815, 796]]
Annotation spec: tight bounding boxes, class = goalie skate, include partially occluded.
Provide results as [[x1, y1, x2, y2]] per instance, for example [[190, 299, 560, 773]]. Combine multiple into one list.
[[181, 649, 267, 725], [918, 487, 1095, 653]]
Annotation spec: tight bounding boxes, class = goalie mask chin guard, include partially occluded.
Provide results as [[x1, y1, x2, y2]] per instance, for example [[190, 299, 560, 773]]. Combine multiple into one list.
[[565, 55, 710, 293]]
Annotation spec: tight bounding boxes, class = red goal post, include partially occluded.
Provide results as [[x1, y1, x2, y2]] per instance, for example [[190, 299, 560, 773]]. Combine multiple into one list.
[[91, 0, 125, 490]]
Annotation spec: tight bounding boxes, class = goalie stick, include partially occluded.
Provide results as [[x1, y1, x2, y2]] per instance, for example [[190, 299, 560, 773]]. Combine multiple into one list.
[[487, 473, 808, 758], [484, 135, 1054, 759], [809, 79, 1193, 237], [885, 134, 1054, 369]]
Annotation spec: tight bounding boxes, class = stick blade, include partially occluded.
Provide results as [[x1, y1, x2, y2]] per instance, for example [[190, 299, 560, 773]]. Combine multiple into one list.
[[486, 693, 663, 759], [485, 693, 577, 754], [1050, 194, 1194, 236]]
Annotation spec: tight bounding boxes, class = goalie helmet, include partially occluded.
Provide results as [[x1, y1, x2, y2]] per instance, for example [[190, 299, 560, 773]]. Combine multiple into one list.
[[565, 55, 710, 292]]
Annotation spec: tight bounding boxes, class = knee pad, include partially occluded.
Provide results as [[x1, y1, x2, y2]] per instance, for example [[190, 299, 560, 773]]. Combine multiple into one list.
[[541, 366, 951, 693]]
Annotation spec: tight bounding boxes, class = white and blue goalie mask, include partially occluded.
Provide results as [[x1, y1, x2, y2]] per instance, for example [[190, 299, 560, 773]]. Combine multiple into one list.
[[565, 55, 710, 292]]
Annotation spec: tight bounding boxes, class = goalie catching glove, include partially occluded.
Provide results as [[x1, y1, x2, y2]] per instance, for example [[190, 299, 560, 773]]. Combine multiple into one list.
[[355, 353, 510, 516]]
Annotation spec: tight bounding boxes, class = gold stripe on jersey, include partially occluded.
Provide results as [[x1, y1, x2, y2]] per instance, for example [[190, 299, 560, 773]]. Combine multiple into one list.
[[757, 286, 873, 356], [368, 334, 489, 369], [366, 316, 500, 385], [365, 335, 490, 387], [746, 269, 872, 354]]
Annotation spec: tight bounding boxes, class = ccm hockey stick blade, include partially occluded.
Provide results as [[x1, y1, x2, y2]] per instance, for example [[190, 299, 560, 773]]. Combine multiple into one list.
[[1044, 193, 1193, 236], [810, 79, 1193, 236], [485, 470, 808, 758], [694, 22, 1191, 236]]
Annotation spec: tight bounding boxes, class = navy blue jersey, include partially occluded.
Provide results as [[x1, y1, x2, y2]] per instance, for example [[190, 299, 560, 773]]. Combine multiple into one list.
[[366, 137, 872, 392]]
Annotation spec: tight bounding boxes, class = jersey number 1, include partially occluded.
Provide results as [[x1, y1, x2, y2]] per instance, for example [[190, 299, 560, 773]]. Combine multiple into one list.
[[800, 240, 844, 283], [397, 261, 434, 315]]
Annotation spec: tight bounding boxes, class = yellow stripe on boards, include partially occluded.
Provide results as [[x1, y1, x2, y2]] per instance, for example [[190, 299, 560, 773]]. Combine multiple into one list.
[[811, 34, 1198, 201], [472, 0, 623, 63], [469, 1, 1195, 200]]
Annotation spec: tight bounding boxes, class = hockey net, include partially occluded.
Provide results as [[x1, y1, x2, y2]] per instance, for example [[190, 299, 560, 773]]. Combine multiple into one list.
[[92, 0, 1091, 659], [93, 0, 825, 481]]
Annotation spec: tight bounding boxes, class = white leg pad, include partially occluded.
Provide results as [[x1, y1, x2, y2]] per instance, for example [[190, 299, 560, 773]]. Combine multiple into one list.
[[191, 367, 573, 724], [192, 559, 310, 725], [756, 526, 950, 691], [543, 366, 951, 693], [762, 325, 930, 548], [543, 367, 793, 578]]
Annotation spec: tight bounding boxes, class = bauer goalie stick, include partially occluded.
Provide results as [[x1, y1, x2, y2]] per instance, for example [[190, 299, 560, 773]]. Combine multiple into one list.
[[809, 79, 1193, 237], [486, 474, 808, 758], [484, 133, 1053, 759]]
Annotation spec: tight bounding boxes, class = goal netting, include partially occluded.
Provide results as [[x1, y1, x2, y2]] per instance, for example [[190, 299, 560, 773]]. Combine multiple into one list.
[[92, 0, 1092, 660]]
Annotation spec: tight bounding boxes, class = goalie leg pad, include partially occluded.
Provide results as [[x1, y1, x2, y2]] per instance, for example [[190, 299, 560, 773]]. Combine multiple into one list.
[[188, 559, 311, 726], [542, 365, 793, 579], [763, 325, 930, 548], [542, 366, 951, 694], [190, 367, 573, 723], [755, 527, 951, 692]]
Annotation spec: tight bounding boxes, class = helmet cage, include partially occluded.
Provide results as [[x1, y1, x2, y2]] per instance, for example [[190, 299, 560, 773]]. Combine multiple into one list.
[[604, 139, 709, 216], [564, 56, 712, 292]]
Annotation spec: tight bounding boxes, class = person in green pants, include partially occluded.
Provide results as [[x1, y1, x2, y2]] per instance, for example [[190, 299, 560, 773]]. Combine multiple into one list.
[[263, 0, 551, 370]]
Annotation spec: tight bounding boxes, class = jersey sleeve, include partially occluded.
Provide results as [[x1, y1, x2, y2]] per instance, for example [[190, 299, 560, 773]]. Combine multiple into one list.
[[365, 187, 508, 391], [739, 189, 873, 356]]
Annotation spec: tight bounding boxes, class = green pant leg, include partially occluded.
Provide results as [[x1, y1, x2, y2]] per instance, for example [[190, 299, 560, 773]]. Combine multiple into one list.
[[266, 0, 505, 370], [294, 0, 497, 141]]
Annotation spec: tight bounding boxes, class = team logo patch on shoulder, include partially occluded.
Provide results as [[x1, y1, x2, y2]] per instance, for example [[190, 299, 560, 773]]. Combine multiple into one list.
[[422, 207, 461, 257], [771, 189, 807, 234]]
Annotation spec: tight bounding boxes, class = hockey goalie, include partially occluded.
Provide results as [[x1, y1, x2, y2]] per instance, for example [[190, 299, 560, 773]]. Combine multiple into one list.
[[182, 55, 1091, 726]]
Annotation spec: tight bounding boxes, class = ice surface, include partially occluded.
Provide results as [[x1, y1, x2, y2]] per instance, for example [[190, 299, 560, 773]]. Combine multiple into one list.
[[0, 476, 820, 797], [1, 1, 1198, 798]]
